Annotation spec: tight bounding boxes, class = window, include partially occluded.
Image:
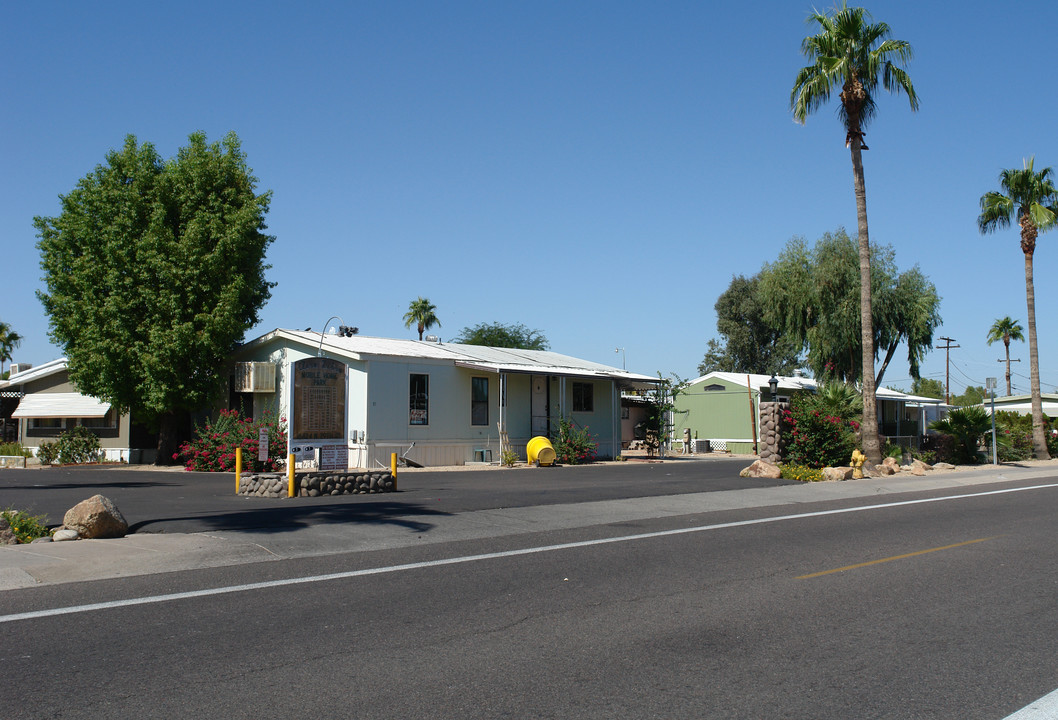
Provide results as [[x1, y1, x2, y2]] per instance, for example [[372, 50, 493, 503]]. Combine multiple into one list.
[[572, 382, 594, 412], [80, 409, 118, 430], [471, 377, 489, 426], [410, 374, 429, 425], [30, 417, 64, 430]]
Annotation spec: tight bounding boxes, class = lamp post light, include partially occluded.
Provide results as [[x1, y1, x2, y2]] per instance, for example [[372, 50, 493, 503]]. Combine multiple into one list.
[[316, 316, 358, 356], [768, 374, 779, 402]]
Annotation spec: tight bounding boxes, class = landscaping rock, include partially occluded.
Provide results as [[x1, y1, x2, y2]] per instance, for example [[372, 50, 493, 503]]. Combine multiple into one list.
[[63, 495, 128, 539], [912, 458, 933, 472], [872, 462, 897, 476], [0, 516, 16, 545], [53, 528, 80, 542], [934, 462, 956, 470], [823, 466, 854, 481], [740, 460, 781, 479], [882, 457, 900, 471]]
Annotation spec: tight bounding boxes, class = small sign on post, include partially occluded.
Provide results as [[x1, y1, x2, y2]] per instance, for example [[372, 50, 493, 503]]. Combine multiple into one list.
[[258, 428, 269, 463]]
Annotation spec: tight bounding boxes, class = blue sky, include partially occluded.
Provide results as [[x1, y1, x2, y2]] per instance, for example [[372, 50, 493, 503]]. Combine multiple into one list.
[[4, 1, 1058, 396]]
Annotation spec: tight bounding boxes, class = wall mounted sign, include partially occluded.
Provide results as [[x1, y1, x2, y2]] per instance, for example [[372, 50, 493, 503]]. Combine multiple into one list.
[[293, 357, 347, 440]]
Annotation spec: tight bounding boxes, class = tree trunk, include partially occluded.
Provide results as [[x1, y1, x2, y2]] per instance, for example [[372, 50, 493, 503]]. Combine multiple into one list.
[[156, 410, 191, 465], [1024, 250, 1050, 459], [850, 140, 882, 465]]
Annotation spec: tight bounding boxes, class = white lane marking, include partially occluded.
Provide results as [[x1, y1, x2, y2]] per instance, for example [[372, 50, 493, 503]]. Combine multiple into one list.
[[3, 481, 1058, 624], [1002, 687, 1058, 718]]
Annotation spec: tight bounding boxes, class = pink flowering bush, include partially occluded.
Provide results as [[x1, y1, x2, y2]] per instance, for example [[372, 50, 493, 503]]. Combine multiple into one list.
[[175, 409, 287, 472], [553, 417, 598, 465], [781, 395, 859, 469]]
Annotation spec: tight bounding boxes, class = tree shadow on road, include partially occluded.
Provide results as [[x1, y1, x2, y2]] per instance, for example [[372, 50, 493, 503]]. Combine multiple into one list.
[[128, 500, 451, 535]]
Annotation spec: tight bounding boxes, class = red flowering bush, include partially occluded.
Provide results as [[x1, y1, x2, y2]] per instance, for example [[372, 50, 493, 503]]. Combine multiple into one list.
[[781, 395, 859, 469], [175, 409, 287, 472], [553, 417, 598, 465]]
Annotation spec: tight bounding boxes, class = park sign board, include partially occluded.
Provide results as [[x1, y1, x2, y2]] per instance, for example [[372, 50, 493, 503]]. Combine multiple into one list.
[[292, 357, 347, 441]]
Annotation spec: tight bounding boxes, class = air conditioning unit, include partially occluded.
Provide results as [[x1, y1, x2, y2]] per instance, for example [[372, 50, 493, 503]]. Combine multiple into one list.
[[8, 363, 31, 376], [234, 362, 276, 393]]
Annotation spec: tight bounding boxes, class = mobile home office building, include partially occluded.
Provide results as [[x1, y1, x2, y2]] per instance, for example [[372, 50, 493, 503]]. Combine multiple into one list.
[[230, 329, 658, 468]]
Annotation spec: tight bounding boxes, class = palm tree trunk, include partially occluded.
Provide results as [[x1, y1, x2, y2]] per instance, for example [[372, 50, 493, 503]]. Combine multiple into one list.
[[850, 141, 882, 465], [1024, 250, 1050, 459]]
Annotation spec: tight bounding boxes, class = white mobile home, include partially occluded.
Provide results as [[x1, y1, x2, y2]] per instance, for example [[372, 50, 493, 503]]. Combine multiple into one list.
[[229, 330, 658, 468]]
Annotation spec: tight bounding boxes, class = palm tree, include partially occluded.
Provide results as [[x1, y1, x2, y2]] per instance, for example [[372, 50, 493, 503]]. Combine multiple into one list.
[[985, 316, 1024, 396], [791, 2, 919, 465], [0, 321, 23, 377], [403, 297, 440, 341], [978, 157, 1058, 459]]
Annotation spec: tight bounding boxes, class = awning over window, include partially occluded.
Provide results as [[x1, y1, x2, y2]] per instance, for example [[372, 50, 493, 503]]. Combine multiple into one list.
[[11, 393, 111, 419]]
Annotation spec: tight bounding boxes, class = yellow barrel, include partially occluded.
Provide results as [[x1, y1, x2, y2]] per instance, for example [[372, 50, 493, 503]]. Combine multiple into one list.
[[527, 436, 556, 466]]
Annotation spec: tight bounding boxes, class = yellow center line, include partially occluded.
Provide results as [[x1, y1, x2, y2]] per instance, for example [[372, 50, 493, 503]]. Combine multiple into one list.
[[796, 536, 1001, 579]]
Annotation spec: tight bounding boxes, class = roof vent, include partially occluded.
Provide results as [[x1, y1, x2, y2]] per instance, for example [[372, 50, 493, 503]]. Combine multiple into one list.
[[424, 335, 441, 343]]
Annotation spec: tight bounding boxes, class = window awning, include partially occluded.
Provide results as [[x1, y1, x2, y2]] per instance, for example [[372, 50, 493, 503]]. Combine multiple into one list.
[[11, 393, 111, 419]]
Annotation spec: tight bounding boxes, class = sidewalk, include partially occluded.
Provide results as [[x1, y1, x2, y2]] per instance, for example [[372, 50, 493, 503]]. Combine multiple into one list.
[[2, 460, 1056, 591]]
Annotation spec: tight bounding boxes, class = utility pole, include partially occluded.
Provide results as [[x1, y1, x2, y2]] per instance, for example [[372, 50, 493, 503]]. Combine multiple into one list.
[[998, 357, 1021, 396], [938, 337, 960, 404]]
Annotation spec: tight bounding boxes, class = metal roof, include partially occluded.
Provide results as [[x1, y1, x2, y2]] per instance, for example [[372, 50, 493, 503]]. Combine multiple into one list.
[[242, 329, 660, 385], [688, 371, 944, 405], [0, 358, 69, 389]]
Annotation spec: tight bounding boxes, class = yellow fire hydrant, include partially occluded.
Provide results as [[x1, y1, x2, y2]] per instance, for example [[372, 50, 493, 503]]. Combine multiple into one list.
[[850, 448, 866, 479]]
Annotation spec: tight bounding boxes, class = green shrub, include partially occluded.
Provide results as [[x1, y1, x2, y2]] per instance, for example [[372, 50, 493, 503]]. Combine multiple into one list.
[[501, 448, 518, 468], [911, 448, 936, 465], [780, 464, 825, 482], [0, 442, 31, 457], [1, 508, 52, 543], [36, 441, 58, 465], [780, 394, 859, 469], [175, 409, 287, 472], [553, 418, 598, 465], [55, 426, 103, 464], [929, 406, 991, 464]]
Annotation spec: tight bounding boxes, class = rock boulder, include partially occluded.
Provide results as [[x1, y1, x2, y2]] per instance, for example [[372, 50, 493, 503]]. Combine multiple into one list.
[[740, 460, 782, 479], [63, 495, 128, 539]]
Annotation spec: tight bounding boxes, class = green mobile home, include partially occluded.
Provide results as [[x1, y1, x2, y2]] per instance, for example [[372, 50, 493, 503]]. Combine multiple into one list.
[[673, 371, 944, 454]]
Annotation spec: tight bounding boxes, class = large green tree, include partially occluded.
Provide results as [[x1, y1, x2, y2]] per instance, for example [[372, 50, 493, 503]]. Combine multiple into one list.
[[0, 321, 23, 377], [697, 274, 801, 376], [792, 2, 919, 464], [758, 230, 941, 387], [453, 322, 549, 350], [403, 297, 440, 341], [35, 132, 275, 463], [978, 157, 1057, 459], [910, 377, 944, 400], [986, 316, 1024, 396]]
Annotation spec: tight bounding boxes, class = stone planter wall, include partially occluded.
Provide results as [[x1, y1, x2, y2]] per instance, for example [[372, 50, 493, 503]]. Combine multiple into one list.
[[238, 470, 396, 498]]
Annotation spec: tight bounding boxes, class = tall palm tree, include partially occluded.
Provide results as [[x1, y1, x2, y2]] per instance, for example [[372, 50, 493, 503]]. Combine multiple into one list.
[[0, 321, 23, 377], [979, 157, 1058, 459], [403, 297, 440, 341], [985, 316, 1024, 396], [791, 2, 919, 465]]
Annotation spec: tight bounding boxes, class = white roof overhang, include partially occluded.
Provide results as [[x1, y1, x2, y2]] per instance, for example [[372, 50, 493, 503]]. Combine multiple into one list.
[[453, 361, 660, 390], [11, 393, 111, 419]]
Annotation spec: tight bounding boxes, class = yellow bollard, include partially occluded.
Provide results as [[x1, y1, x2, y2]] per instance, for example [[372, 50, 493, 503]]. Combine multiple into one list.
[[235, 447, 242, 493], [288, 453, 295, 498], [391, 452, 398, 490]]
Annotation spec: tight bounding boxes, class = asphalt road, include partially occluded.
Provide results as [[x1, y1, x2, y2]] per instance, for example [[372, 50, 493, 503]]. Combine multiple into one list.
[[4, 473, 1058, 718], [0, 457, 786, 533]]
